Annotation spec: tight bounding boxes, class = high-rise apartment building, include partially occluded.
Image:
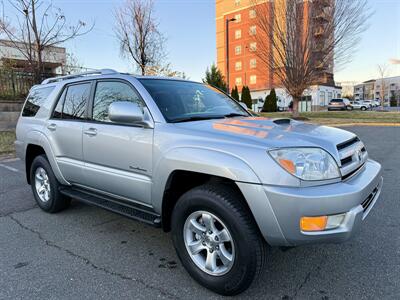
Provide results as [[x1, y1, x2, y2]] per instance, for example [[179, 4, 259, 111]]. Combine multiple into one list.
[[216, 0, 339, 110]]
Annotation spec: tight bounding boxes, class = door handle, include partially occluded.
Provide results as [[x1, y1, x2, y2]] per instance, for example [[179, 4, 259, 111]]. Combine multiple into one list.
[[47, 123, 57, 131], [84, 128, 97, 137]]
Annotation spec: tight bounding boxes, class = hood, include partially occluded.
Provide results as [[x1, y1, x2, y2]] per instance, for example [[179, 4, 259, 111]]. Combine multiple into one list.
[[174, 117, 356, 160]]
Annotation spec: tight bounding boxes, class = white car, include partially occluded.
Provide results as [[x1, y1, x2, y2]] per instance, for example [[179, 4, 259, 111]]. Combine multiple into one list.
[[351, 101, 369, 111], [362, 100, 374, 108]]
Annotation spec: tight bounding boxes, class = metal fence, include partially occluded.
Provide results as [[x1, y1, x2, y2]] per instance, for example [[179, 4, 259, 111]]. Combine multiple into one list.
[[0, 70, 53, 101]]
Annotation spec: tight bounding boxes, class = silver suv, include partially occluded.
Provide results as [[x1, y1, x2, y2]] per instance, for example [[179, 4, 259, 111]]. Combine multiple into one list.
[[15, 70, 383, 295]]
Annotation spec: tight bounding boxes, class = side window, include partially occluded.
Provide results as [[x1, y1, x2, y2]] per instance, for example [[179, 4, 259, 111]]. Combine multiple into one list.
[[22, 86, 55, 117], [92, 81, 144, 122], [61, 83, 91, 120]]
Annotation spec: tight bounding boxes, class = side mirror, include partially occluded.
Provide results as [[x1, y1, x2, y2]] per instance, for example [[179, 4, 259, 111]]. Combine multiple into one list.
[[109, 101, 144, 124], [239, 102, 248, 110]]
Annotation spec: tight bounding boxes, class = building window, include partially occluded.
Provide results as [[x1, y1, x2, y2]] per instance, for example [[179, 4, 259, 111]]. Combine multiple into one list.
[[250, 75, 257, 85], [235, 61, 242, 71], [249, 25, 256, 36], [235, 0, 241, 6], [319, 91, 326, 106], [249, 42, 257, 51], [249, 9, 256, 19], [235, 77, 242, 86], [235, 14, 241, 23], [235, 45, 242, 55], [250, 58, 256, 69], [235, 29, 241, 39], [327, 92, 333, 102]]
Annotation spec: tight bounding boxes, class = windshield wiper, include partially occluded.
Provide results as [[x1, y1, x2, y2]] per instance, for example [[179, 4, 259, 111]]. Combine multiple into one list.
[[170, 115, 225, 123]]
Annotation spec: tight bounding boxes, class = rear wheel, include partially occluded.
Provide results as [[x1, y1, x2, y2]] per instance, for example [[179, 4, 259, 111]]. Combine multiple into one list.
[[171, 184, 267, 296], [30, 155, 70, 213], [361, 106, 367, 111]]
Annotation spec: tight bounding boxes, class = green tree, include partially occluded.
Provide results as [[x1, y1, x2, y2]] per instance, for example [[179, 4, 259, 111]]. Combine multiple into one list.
[[231, 85, 239, 100], [241, 86, 252, 109], [262, 88, 278, 112], [203, 63, 227, 91]]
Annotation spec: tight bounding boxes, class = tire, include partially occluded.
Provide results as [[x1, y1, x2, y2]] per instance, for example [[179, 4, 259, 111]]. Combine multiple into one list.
[[30, 154, 70, 213], [361, 106, 366, 111], [171, 183, 267, 296], [347, 106, 353, 111]]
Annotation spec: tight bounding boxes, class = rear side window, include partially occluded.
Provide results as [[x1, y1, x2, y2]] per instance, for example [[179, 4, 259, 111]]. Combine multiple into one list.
[[53, 83, 91, 120], [22, 86, 55, 117]]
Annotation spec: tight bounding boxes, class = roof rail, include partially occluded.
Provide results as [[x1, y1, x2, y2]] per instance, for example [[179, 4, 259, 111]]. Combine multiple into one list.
[[41, 69, 118, 85]]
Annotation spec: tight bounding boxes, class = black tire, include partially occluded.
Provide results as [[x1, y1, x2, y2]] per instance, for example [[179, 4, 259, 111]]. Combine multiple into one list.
[[171, 183, 267, 296], [361, 106, 366, 111], [30, 154, 70, 213]]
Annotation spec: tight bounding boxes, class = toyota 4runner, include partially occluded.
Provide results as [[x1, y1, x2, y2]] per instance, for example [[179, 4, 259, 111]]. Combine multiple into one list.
[[15, 70, 383, 295]]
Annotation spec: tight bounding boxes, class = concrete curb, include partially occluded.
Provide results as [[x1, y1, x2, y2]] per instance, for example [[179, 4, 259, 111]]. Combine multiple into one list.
[[330, 122, 400, 127]]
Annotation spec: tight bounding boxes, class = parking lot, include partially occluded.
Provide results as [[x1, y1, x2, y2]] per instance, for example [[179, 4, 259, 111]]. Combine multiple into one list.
[[0, 126, 399, 299]]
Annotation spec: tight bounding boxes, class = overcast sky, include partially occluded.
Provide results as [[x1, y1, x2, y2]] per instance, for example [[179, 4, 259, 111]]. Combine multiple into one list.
[[2, 0, 400, 83]]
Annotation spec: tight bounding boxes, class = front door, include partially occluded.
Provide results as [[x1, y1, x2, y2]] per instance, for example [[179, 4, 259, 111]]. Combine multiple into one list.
[[46, 82, 92, 183], [81, 80, 153, 205]]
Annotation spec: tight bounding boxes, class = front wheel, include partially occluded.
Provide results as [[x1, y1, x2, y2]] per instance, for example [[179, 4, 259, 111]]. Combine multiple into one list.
[[30, 155, 70, 213], [171, 184, 267, 296]]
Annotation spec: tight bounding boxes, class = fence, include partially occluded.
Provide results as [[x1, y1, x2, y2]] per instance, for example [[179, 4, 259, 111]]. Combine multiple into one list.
[[0, 70, 53, 101]]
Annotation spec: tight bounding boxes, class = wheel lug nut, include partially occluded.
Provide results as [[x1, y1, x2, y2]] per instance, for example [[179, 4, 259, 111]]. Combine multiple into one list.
[[202, 241, 206, 246], [216, 246, 219, 250], [209, 248, 214, 253], [208, 230, 212, 234], [214, 236, 219, 241]]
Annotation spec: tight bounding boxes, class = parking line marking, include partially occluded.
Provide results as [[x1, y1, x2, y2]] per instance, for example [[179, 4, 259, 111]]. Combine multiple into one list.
[[0, 158, 20, 163], [0, 163, 20, 173]]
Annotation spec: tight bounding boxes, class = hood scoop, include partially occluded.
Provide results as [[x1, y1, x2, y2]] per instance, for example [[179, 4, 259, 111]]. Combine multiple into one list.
[[273, 118, 292, 125]]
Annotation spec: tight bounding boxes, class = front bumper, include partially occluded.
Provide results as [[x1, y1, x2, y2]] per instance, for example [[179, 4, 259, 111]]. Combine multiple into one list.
[[237, 159, 383, 246]]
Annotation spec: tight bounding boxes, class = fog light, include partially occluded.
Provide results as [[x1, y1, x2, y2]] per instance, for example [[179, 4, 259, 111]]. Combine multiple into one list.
[[300, 214, 346, 232], [326, 213, 346, 230]]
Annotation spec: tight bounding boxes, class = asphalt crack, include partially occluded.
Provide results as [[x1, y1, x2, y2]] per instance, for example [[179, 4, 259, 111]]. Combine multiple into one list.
[[8, 214, 179, 299], [292, 257, 324, 299]]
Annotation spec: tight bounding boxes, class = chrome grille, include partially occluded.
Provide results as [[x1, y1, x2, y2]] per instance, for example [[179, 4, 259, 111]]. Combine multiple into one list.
[[337, 136, 368, 179]]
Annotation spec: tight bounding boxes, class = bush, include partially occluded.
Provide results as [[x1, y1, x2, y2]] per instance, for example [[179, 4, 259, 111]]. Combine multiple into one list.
[[262, 89, 278, 112], [390, 97, 398, 107], [241, 86, 252, 109], [231, 85, 239, 100]]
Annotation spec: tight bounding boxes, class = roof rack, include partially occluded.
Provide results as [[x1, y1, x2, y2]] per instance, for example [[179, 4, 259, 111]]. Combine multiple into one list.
[[41, 69, 118, 85]]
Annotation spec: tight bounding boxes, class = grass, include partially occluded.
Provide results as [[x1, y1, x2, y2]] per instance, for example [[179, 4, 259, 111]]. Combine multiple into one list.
[[0, 131, 16, 156], [260, 111, 400, 125]]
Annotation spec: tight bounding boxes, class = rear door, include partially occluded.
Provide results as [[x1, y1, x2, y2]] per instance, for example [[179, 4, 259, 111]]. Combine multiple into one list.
[[46, 81, 92, 183], [81, 80, 153, 205]]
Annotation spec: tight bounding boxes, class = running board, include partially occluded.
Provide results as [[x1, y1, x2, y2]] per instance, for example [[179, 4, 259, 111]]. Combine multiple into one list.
[[59, 187, 161, 227]]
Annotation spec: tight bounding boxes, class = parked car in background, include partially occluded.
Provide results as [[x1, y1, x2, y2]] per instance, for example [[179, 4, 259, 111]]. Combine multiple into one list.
[[372, 100, 381, 107], [328, 98, 352, 111], [350, 101, 369, 111], [362, 100, 374, 108]]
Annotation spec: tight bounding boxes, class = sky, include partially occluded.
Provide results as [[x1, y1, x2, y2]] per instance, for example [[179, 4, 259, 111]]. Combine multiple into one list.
[[2, 0, 400, 84]]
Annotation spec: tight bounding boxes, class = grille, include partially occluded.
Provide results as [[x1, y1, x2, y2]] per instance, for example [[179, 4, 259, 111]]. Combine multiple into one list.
[[336, 136, 368, 179], [361, 186, 379, 212]]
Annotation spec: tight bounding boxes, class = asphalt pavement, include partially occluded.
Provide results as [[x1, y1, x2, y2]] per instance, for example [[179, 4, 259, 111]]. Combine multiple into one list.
[[0, 126, 399, 299]]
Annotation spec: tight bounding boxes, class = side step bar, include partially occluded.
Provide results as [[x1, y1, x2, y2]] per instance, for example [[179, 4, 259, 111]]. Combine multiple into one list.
[[59, 187, 161, 227]]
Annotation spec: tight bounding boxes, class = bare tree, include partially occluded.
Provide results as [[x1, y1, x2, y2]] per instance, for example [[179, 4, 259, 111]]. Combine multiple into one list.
[[145, 63, 188, 79], [252, 0, 370, 117], [0, 0, 92, 83], [377, 64, 388, 108], [115, 0, 165, 75]]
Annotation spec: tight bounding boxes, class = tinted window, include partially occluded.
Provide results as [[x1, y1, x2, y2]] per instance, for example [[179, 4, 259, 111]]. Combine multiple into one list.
[[330, 99, 343, 103], [62, 83, 91, 120], [92, 81, 144, 122], [139, 79, 248, 122], [22, 87, 54, 117]]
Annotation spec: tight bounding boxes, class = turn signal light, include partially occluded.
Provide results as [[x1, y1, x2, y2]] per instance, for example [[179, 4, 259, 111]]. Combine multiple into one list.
[[300, 216, 327, 231]]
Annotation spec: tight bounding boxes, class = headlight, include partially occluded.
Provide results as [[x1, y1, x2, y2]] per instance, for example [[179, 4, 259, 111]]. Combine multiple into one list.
[[269, 148, 340, 181]]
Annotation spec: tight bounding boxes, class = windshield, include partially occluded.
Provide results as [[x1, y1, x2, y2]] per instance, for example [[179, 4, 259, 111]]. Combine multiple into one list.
[[138, 79, 249, 122]]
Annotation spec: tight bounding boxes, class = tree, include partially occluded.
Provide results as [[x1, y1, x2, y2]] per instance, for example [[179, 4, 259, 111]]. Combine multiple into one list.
[[377, 64, 388, 108], [203, 63, 227, 91], [145, 63, 188, 79], [115, 0, 166, 75], [0, 0, 92, 83], [231, 85, 239, 100], [252, 0, 370, 117], [241, 86, 252, 109], [262, 88, 278, 112]]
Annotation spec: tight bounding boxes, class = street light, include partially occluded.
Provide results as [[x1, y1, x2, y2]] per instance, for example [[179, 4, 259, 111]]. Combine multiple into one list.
[[226, 17, 236, 94]]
